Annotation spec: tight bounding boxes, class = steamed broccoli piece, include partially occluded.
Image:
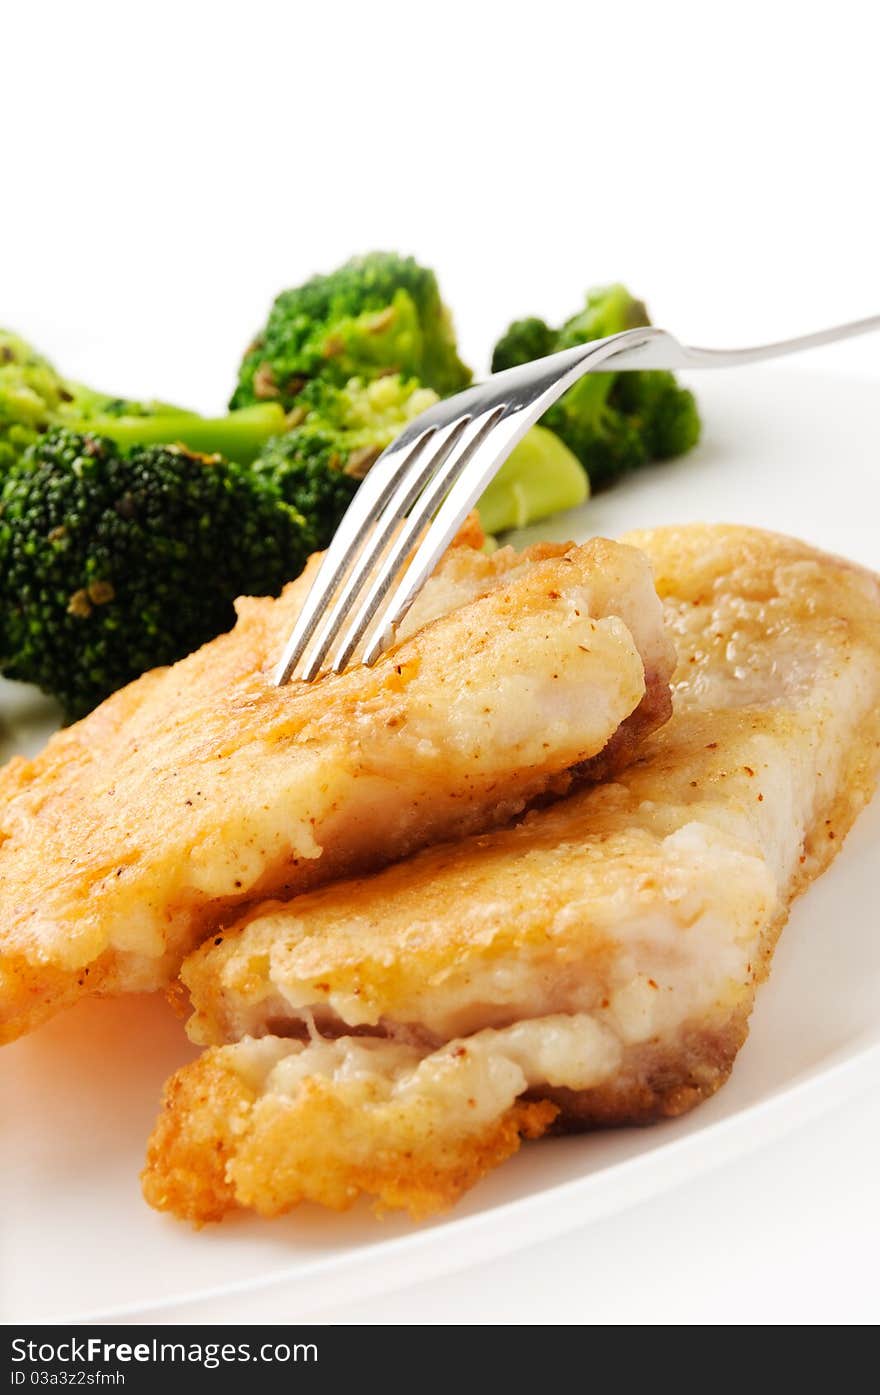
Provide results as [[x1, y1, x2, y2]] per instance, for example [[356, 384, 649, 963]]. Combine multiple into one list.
[[491, 317, 556, 372], [231, 253, 472, 411], [555, 283, 650, 350], [255, 374, 588, 545], [253, 375, 439, 549], [0, 429, 310, 717], [611, 369, 702, 461], [253, 429, 360, 553], [491, 285, 699, 489], [243, 255, 592, 544], [86, 401, 287, 463], [490, 288, 650, 375], [477, 426, 588, 534], [0, 329, 286, 472], [542, 372, 647, 487], [490, 286, 652, 488]]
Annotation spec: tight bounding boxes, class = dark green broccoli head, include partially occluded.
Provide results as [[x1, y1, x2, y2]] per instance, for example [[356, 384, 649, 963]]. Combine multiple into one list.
[[490, 317, 556, 374], [543, 386, 647, 486], [542, 285, 653, 488], [491, 284, 699, 489], [253, 374, 438, 550], [231, 253, 471, 411], [252, 428, 360, 555], [0, 429, 310, 717], [611, 370, 701, 460]]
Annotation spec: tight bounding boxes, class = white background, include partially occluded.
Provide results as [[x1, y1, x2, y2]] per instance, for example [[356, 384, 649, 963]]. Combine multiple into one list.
[[4, 0, 879, 1326]]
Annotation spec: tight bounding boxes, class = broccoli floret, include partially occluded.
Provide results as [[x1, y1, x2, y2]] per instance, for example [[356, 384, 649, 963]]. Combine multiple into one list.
[[231, 253, 471, 411], [0, 328, 287, 472], [253, 375, 439, 549], [611, 370, 701, 460], [477, 426, 588, 534], [253, 428, 360, 553], [555, 283, 650, 349], [542, 285, 651, 489], [491, 317, 556, 373], [545, 382, 648, 486], [293, 373, 439, 443], [0, 429, 310, 717], [255, 373, 591, 545], [492, 285, 700, 490]]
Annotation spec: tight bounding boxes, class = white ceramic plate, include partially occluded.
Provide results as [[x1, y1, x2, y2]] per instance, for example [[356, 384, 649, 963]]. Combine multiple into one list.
[[2, 366, 879, 1325]]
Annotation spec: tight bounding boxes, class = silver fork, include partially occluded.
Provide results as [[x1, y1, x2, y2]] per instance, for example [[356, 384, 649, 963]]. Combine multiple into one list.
[[275, 313, 880, 684]]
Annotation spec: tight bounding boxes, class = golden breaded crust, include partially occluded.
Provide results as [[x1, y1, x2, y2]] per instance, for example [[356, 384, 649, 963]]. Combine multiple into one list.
[[548, 694, 880, 1132], [182, 706, 785, 1051], [143, 1046, 556, 1222]]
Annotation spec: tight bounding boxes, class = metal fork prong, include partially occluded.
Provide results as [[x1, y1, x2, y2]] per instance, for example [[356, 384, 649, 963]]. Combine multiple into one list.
[[293, 416, 475, 682], [328, 406, 508, 675], [279, 312, 880, 685], [272, 426, 437, 685], [361, 412, 527, 667]]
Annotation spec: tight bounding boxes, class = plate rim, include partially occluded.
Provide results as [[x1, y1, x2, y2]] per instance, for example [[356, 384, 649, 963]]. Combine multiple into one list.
[[61, 1033, 880, 1324]]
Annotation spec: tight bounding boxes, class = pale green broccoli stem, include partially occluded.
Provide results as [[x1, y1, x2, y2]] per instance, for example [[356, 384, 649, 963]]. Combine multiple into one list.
[[477, 426, 588, 534], [92, 402, 288, 465]]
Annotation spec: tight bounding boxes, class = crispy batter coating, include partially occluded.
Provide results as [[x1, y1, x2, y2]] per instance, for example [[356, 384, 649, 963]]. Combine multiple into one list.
[[0, 525, 673, 1042], [143, 1043, 556, 1222], [144, 525, 880, 1223]]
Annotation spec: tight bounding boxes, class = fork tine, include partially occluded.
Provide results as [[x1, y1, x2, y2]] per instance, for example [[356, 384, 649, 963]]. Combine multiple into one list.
[[273, 426, 437, 685], [280, 313, 880, 684], [275, 330, 655, 685], [327, 406, 508, 675], [361, 411, 527, 667], [293, 416, 475, 682]]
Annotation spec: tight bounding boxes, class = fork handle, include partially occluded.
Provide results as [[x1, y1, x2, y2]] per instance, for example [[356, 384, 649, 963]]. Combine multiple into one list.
[[597, 314, 880, 373]]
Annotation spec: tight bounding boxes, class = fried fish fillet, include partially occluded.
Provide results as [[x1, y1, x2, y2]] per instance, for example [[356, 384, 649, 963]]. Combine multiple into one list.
[[143, 525, 880, 1222], [0, 524, 673, 1042]]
